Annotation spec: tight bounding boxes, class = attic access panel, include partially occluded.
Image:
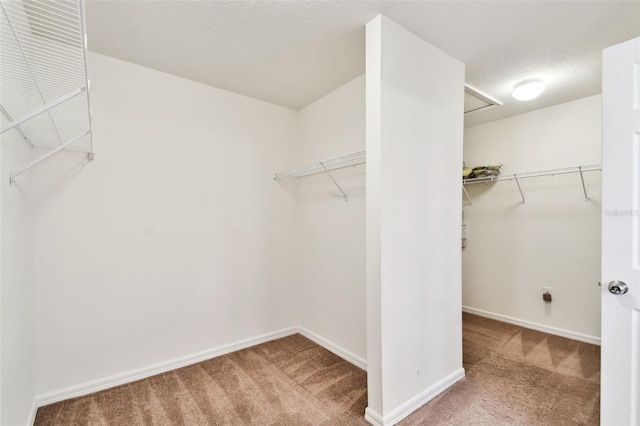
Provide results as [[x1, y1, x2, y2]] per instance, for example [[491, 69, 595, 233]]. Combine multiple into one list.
[[464, 84, 502, 115]]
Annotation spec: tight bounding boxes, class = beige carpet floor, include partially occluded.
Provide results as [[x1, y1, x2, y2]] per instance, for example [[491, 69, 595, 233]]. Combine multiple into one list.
[[401, 314, 600, 425], [35, 333, 368, 425], [35, 313, 600, 425]]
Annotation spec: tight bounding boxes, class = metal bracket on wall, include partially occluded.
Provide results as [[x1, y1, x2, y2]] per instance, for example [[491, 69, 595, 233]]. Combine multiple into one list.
[[578, 166, 590, 200], [462, 184, 472, 206], [513, 176, 525, 204], [319, 161, 348, 201]]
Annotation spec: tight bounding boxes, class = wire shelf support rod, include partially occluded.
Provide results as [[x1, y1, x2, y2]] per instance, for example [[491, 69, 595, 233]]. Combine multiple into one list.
[[10, 130, 90, 184]]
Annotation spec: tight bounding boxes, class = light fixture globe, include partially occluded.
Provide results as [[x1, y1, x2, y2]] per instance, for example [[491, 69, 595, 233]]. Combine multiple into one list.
[[512, 78, 545, 101]]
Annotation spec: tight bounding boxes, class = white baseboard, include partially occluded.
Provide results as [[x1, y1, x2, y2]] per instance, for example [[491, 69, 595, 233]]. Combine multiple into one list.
[[364, 368, 466, 426], [364, 407, 384, 426], [34, 325, 368, 412], [298, 327, 367, 371], [462, 306, 601, 346], [27, 398, 38, 426], [384, 368, 465, 425], [35, 326, 299, 407]]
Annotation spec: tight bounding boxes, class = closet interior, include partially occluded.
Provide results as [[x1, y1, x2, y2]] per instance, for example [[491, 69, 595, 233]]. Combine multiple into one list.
[[461, 94, 603, 345], [0, 2, 623, 425]]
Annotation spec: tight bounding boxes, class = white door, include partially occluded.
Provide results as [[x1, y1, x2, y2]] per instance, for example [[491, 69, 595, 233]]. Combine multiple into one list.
[[601, 37, 640, 426]]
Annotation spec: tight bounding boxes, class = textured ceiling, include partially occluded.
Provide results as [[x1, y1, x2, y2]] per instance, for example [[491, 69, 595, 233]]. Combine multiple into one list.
[[85, 1, 640, 126]]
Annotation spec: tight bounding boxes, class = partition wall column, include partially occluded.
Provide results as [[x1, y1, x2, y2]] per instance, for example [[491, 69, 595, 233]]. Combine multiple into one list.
[[365, 15, 465, 426]]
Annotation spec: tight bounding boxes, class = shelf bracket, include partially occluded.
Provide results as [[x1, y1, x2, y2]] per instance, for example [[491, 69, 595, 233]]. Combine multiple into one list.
[[462, 184, 472, 206], [10, 130, 90, 184], [320, 161, 348, 201], [514, 176, 525, 204], [578, 166, 589, 200], [0, 87, 86, 135], [0, 104, 32, 146]]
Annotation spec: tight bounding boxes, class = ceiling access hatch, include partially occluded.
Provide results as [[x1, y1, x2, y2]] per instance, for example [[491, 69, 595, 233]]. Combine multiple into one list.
[[464, 84, 502, 115]]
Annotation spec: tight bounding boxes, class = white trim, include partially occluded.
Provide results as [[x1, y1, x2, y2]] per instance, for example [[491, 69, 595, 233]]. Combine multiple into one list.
[[462, 306, 601, 346], [35, 327, 299, 407], [34, 326, 369, 410], [364, 407, 384, 426], [364, 368, 466, 426], [27, 398, 38, 426], [384, 368, 465, 425], [297, 327, 368, 371]]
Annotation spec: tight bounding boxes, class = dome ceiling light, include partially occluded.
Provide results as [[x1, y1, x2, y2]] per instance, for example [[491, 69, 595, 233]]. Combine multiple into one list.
[[512, 78, 545, 101]]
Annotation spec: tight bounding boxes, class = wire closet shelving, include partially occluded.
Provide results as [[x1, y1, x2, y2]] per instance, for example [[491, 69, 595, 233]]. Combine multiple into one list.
[[273, 150, 366, 201], [275, 153, 601, 205], [0, 0, 93, 184], [462, 164, 602, 206]]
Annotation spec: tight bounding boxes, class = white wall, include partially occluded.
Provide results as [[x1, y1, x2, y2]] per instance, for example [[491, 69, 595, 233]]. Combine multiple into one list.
[[463, 95, 602, 340], [31, 52, 300, 396], [296, 75, 366, 362], [0, 130, 35, 425], [366, 15, 465, 424]]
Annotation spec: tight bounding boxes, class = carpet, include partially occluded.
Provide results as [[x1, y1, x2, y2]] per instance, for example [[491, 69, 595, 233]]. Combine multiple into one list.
[[401, 313, 600, 425], [35, 313, 600, 425], [34, 334, 368, 425]]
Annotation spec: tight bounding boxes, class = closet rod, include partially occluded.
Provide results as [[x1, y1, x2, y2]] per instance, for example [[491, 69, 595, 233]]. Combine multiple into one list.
[[10, 130, 89, 184], [0, 87, 86, 134]]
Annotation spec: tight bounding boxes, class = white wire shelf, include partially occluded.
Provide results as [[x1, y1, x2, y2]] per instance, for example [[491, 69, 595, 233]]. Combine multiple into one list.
[[0, 0, 94, 184], [462, 164, 602, 205], [274, 150, 366, 179], [275, 156, 600, 204], [273, 150, 366, 201]]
